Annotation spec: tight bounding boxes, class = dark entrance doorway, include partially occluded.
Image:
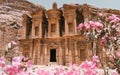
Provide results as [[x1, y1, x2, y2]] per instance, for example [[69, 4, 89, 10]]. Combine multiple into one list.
[[50, 49, 56, 62]]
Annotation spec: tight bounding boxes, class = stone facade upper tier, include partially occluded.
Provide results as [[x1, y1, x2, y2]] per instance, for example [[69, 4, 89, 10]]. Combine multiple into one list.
[[19, 3, 120, 40]]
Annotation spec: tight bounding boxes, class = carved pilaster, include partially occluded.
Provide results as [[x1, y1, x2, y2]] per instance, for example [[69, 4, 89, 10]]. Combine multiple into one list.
[[29, 40, 33, 58], [44, 44, 48, 65], [64, 19, 68, 36], [75, 42, 79, 64], [39, 21, 42, 38], [40, 44, 44, 65], [59, 43, 63, 65], [32, 45, 36, 64], [56, 19, 60, 37], [31, 21, 35, 38], [74, 17, 77, 35], [37, 40, 41, 65], [65, 38, 69, 65]]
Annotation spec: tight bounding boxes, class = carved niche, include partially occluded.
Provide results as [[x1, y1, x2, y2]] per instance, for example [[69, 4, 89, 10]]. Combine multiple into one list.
[[23, 44, 30, 57], [77, 41, 87, 61]]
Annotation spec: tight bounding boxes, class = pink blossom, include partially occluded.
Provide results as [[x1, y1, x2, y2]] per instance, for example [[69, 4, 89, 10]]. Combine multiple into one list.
[[98, 13, 103, 16], [89, 21, 96, 27], [112, 25, 116, 29], [16, 71, 31, 75], [108, 15, 114, 21], [112, 71, 119, 75], [80, 60, 93, 69], [109, 36, 117, 41], [95, 21, 103, 28], [12, 56, 24, 66], [77, 23, 84, 30], [6, 66, 17, 75], [88, 21, 103, 31], [92, 55, 100, 63], [80, 60, 99, 75], [11, 41, 17, 45], [84, 23, 91, 30], [108, 14, 120, 23], [0, 56, 6, 68], [115, 51, 120, 58], [26, 60, 32, 68], [111, 18, 120, 24], [37, 70, 50, 75], [100, 39, 107, 46]]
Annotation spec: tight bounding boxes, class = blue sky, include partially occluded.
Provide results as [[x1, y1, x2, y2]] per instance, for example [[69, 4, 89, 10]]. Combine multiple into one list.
[[28, 0, 120, 10]]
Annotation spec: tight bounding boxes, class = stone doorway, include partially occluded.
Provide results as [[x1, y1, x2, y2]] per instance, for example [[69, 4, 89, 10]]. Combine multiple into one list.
[[50, 49, 56, 62]]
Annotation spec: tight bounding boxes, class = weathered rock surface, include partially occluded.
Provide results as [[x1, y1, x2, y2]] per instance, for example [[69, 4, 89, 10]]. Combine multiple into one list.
[[0, 0, 41, 55]]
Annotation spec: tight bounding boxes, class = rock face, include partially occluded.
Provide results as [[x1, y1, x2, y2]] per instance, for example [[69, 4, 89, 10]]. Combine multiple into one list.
[[0, 0, 41, 56]]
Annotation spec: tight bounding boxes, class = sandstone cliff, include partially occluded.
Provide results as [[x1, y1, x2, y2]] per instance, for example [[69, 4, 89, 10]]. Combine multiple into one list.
[[0, 0, 41, 55]]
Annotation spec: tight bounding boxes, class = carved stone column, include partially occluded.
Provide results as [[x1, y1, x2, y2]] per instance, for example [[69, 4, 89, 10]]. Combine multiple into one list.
[[29, 40, 33, 58], [23, 25, 26, 39], [37, 40, 40, 65], [22, 14, 27, 39], [56, 19, 60, 37], [65, 38, 69, 65], [32, 44, 36, 64], [65, 19, 68, 36], [59, 43, 63, 65], [48, 22, 51, 38], [69, 48, 72, 63], [44, 44, 48, 65], [31, 21, 35, 38], [39, 21, 42, 38], [40, 44, 44, 65], [75, 42, 79, 64], [74, 17, 77, 35]]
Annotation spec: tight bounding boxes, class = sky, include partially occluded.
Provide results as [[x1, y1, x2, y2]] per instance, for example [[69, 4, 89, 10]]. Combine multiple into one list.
[[28, 0, 120, 10]]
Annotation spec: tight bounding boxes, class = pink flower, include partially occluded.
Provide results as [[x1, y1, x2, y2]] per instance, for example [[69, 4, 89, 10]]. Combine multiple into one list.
[[108, 14, 120, 23], [109, 36, 117, 41], [11, 41, 17, 45], [89, 21, 96, 27], [77, 23, 84, 30], [84, 23, 91, 30], [80, 60, 99, 75], [12, 56, 24, 66], [112, 25, 116, 29], [37, 70, 50, 75], [100, 39, 107, 46], [98, 13, 103, 16], [95, 21, 103, 28], [80, 60, 92, 69], [92, 55, 100, 63], [108, 15, 114, 21], [6, 66, 16, 75], [16, 71, 31, 75], [115, 51, 120, 58], [112, 71, 119, 75], [0, 56, 6, 68], [26, 60, 32, 68]]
